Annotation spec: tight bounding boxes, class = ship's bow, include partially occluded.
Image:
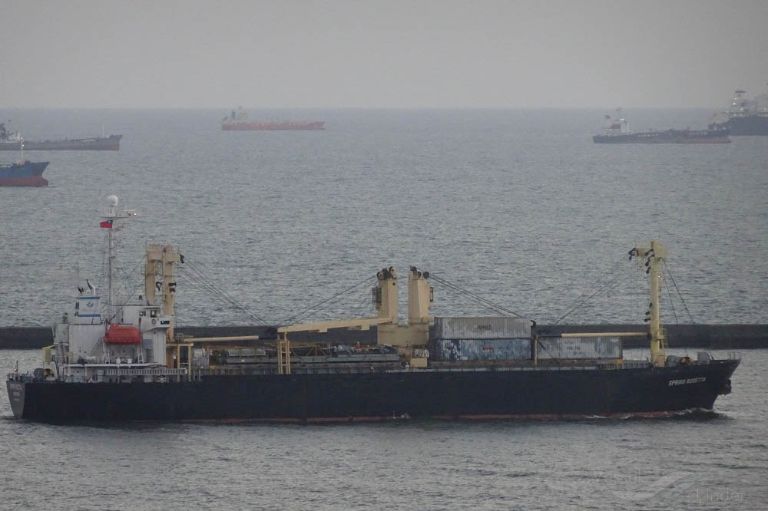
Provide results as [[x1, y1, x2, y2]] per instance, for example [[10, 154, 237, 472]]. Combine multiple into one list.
[[717, 358, 740, 396]]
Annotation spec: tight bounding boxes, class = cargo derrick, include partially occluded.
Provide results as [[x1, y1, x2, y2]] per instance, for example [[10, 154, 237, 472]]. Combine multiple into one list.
[[275, 267, 434, 373], [272, 246, 671, 373], [629, 241, 668, 367]]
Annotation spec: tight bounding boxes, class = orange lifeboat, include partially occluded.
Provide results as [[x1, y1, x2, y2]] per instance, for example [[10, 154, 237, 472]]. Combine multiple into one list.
[[104, 324, 142, 345]]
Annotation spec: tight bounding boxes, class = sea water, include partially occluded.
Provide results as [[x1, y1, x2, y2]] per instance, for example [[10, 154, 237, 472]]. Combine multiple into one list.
[[0, 108, 766, 509]]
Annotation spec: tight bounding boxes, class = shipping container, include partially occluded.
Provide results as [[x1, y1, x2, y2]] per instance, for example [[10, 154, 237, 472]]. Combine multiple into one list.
[[433, 317, 532, 340], [536, 336, 622, 360], [192, 348, 210, 369], [226, 348, 266, 358], [434, 338, 532, 361]]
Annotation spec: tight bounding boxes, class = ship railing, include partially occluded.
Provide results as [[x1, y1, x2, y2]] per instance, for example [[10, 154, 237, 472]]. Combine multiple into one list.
[[727, 352, 741, 360], [391, 363, 634, 373], [193, 361, 661, 376], [190, 361, 661, 377], [621, 360, 653, 369], [6, 372, 25, 382], [8, 372, 62, 383], [101, 367, 188, 376], [8, 373, 39, 383]]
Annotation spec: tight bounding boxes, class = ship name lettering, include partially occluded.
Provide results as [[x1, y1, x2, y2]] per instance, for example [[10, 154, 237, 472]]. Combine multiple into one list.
[[668, 377, 706, 386]]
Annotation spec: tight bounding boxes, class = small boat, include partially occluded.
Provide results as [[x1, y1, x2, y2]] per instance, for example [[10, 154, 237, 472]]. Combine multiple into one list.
[[0, 123, 122, 151], [0, 160, 50, 187]]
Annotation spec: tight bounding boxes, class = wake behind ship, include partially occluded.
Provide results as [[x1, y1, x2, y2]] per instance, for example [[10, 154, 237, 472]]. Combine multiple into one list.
[[6, 197, 739, 422]]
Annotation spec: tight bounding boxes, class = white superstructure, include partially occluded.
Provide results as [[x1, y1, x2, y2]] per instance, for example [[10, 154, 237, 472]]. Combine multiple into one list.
[[49, 196, 186, 383]]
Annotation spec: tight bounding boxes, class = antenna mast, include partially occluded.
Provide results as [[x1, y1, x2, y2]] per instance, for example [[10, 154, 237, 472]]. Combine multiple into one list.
[[101, 195, 136, 320]]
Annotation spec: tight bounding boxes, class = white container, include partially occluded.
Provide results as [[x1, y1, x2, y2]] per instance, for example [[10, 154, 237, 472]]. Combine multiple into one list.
[[433, 317, 532, 340], [537, 336, 622, 360], [434, 338, 532, 361]]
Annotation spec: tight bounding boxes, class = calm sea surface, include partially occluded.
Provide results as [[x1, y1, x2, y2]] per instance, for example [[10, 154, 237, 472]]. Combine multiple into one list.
[[0, 109, 766, 327], [1, 348, 766, 510], [0, 109, 766, 509]]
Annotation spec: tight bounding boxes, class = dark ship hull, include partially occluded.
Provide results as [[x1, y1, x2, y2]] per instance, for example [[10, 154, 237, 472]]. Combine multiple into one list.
[[717, 116, 768, 136], [593, 129, 730, 144], [7, 359, 738, 422], [0, 135, 121, 151], [0, 161, 49, 186]]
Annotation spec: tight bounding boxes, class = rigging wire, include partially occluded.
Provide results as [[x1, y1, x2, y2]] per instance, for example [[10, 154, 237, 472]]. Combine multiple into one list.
[[663, 261, 695, 323], [663, 271, 680, 325], [427, 273, 526, 318], [552, 257, 628, 325], [428, 277, 510, 316], [176, 271, 268, 326], [279, 275, 378, 325], [178, 261, 270, 325], [347, 289, 376, 318], [110, 255, 147, 307], [95, 238, 146, 322], [176, 262, 263, 323]]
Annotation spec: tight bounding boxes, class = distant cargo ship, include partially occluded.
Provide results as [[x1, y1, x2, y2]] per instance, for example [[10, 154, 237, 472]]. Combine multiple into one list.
[[0, 160, 49, 186], [221, 108, 324, 131], [709, 87, 768, 136], [0, 123, 122, 151], [593, 111, 730, 144]]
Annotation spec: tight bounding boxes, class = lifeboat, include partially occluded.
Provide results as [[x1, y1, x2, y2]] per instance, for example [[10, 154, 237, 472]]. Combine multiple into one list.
[[104, 324, 142, 345]]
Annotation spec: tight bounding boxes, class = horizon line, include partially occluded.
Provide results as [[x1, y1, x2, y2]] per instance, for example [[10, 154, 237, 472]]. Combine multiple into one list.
[[0, 105, 727, 111]]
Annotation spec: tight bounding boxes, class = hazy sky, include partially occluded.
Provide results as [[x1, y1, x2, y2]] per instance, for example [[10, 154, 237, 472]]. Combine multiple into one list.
[[1, 0, 767, 109]]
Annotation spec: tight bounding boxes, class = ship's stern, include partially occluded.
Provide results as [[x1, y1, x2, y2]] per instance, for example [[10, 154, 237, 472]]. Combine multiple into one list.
[[6, 378, 26, 418]]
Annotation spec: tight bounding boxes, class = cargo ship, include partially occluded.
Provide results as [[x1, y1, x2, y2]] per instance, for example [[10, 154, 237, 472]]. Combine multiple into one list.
[[0, 160, 49, 186], [708, 88, 768, 136], [6, 197, 739, 422], [0, 123, 122, 151], [593, 111, 730, 144], [221, 108, 324, 131]]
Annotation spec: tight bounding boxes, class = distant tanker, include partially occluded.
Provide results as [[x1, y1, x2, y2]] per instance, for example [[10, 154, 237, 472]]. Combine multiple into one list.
[[709, 87, 768, 136], [593, 110, 730, 144], [221, 108, 324, 131], [0, 123, 121, 151]]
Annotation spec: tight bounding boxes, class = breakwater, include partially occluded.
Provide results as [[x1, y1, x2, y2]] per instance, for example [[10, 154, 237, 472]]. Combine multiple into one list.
[[1, 324, 766, 350]]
